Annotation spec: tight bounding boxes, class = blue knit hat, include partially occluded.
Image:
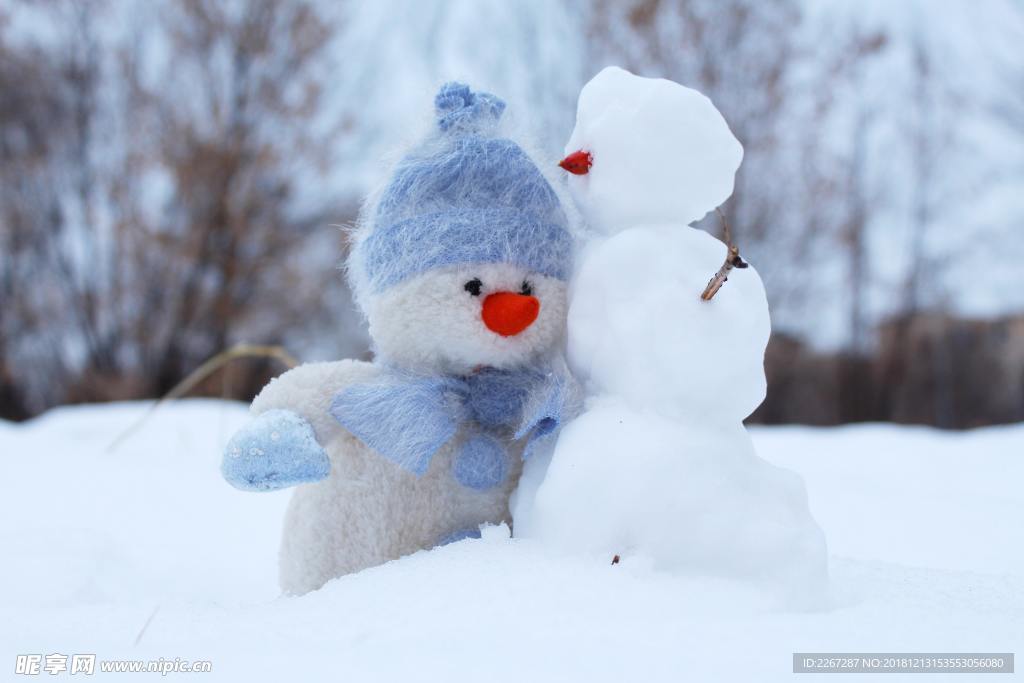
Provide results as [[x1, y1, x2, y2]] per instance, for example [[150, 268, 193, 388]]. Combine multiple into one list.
[[354, 83, 573, 295]]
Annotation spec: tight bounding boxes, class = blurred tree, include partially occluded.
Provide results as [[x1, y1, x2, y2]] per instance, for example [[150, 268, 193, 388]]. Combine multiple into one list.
[[136, 0, 341, 395], [3, 0, 1022, 428], [0, 5, 78, 416], [585, 0, 839, 332], [0, 0, 350, 418]]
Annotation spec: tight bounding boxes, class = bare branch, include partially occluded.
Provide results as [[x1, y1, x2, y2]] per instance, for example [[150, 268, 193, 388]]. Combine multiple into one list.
[[701, 207, 748, 301]]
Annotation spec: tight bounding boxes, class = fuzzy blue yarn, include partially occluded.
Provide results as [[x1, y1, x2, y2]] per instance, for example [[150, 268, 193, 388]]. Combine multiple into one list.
[[515, 371, 569, 460], [452, 432, 508, 490], [358, 82, 572, 293], [330, 366, 570, 485], [329, 376, 461, 477], [222, 409, 330, 491], [434, 82, 505, 133], [465, 366, 537, 428], [361, 210, 572, 292]]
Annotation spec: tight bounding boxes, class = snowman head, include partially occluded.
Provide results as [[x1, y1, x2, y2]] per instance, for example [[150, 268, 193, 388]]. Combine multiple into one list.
[[560, 66, 744, 232], [349, 83, 574, 375]]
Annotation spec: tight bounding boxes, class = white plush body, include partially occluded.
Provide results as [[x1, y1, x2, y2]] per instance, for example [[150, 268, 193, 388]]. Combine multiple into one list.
[[252, 260, 566, 595], [252, 359, 525, 595], [223, 82, 576, 595]]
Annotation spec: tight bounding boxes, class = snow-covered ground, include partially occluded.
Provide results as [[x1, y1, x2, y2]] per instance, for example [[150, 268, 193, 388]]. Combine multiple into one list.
[[0, 401, 1020, 681]]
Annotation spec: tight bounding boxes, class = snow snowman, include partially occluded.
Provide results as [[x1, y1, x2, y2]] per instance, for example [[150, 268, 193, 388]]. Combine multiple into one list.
[[513, 67, 827, 601], [222, 83, 577, 595]]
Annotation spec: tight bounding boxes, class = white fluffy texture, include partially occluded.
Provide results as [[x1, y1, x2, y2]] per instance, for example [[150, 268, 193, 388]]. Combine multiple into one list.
[[366, 263, 567, 375], [251, 360, 524, 595], [516, 69, 825, 600], [234, 262, 566, 594], [564, 66, 744, 233]]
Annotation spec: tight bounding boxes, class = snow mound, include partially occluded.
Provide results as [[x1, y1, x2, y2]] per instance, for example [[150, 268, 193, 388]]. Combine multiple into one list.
[[564, 66, 744, 233], [520, 403, 827, 602], [2, 402, 1022, 681]]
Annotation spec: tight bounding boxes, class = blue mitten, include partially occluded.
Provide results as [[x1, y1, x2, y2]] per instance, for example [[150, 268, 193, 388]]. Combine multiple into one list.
[[222, 409, 330, 491]]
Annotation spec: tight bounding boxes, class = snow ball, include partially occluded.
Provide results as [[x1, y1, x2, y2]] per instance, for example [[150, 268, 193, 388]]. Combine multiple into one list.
[[568, 224, 770, 423], [564, 66, 743, 233]]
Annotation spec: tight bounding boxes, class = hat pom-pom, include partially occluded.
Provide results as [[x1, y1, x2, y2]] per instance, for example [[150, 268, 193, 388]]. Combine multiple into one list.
[[435, 82, 506, 134]]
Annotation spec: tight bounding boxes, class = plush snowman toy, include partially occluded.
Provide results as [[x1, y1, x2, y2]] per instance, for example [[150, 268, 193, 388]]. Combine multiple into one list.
[[222, 83, 576, 596], [513, 67, 827, 601]]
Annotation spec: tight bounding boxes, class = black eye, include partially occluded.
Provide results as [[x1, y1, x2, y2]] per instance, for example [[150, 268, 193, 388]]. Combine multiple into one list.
[[464, 278, 483, 296], [520, 280, 533, 296]]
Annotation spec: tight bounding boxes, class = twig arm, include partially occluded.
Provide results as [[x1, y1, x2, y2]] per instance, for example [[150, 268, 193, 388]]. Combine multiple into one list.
[[700, 208, 748, 301]]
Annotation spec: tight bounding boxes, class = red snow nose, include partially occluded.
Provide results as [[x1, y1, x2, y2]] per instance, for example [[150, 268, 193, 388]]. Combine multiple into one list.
[[482, 292, 540, 337], [558, 149, 592, 175]]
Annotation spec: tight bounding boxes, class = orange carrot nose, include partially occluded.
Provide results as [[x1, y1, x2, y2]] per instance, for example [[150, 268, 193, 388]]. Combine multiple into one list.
[[481, 292, 540, 337]]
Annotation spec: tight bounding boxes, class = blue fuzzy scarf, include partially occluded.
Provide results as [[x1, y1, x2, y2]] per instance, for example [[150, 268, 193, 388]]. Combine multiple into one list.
[[330, 365, 572, 490]]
